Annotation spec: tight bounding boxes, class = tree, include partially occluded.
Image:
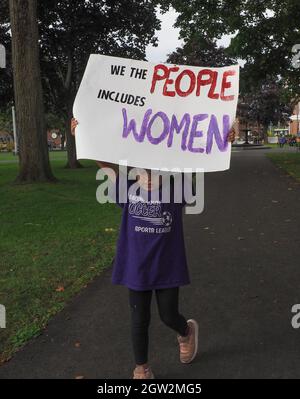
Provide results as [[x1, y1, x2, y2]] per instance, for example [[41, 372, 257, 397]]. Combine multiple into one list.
[[37, 0, 161, 168], [167, 36, 236, 67], [0, 109, 13, 135], [1, 1, 161, 169], [9, 0, 55, 182], [167, 0, 300, 104], [238, 77, 292, 140]]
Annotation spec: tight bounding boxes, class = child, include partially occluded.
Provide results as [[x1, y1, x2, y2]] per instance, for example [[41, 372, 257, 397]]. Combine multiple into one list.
[[71, 118, 236, 379]]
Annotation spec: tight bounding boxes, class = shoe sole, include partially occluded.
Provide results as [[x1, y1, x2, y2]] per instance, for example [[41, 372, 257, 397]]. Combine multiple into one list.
[[133, 370, 155, 379], [181, 319, 199, 364]]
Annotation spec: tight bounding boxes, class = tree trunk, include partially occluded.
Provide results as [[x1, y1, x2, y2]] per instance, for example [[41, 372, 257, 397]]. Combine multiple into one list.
[[63, 52, 81, 169], [9, 0, 56, 183], [65, 105, 82, 169]]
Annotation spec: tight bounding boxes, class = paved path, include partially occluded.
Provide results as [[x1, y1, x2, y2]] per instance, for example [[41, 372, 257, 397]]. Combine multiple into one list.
[[0, 150, 300, 379]]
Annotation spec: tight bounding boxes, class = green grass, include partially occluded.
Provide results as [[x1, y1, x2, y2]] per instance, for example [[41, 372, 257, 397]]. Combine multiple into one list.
[[267, 152, 300, 181], [0, 152, 18, 161], [0, 152, 121, 362]]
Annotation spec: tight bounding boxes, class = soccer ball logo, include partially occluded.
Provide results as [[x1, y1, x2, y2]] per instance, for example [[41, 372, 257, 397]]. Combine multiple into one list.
[[162, 211, 173, 227]]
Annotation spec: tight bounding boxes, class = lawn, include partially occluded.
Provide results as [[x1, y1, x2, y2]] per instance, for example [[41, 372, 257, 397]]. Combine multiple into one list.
[[0, 152, 121, 362], [267, 152, 300, 181]]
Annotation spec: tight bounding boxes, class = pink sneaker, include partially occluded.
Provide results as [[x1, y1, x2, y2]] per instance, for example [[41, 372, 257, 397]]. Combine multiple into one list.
[[133, 365, 155, 379], [177, 319, 199, 364]]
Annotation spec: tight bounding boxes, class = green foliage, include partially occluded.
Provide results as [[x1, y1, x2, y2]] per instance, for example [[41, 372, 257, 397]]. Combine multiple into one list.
[[45, 113, 65, 132], [238, 76, 292, 129], [0, 109, 13, 137], [38, 0, 161, 118], [168, 0, 300, 102], [1, 1, 161, 116], [0, 1, 13, 108], [0, 1, 162, 168], [167, 36, 236, 67]]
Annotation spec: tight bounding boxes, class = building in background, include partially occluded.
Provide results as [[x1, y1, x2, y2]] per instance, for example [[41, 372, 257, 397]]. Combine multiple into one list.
[[0, 129, 64, 152]]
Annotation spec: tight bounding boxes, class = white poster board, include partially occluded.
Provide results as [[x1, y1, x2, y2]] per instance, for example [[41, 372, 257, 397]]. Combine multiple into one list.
[[73, 54, 239, 172]]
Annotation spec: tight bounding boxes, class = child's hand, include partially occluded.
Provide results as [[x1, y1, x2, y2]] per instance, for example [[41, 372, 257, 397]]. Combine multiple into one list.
[[71, 118, 79, 136], [228, 121, 237, 143]]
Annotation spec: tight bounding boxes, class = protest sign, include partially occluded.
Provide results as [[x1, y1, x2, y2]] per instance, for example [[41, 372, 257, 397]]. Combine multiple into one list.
[[73, 55, 239, 172]]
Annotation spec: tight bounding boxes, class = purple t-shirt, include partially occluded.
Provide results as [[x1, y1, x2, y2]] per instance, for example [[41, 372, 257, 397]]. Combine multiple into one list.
[[111, 173, 191, 291]]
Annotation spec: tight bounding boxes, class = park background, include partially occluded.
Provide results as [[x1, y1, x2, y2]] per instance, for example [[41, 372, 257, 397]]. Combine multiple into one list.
[[0, 0, 299, 378]]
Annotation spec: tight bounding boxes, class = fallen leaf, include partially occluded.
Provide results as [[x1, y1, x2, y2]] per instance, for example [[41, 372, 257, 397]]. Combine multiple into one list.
[[55, 286, 65, 292]]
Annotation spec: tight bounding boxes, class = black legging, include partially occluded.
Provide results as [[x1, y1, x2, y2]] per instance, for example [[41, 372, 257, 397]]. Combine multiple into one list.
[[129, 287, 189, 365]]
